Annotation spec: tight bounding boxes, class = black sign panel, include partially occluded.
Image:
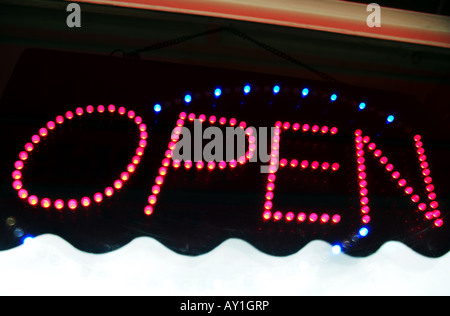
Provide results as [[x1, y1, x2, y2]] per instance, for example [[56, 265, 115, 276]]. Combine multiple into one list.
[[1, 49, 448, 257]]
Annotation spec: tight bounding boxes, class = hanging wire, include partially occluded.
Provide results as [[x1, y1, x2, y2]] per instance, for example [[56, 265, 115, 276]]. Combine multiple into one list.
[[112, 25, 341, 85]]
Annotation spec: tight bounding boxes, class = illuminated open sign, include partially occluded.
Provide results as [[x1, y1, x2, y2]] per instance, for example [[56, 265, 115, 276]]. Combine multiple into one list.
[[10, 96, 444, 254], [2, 49, 448, 257]]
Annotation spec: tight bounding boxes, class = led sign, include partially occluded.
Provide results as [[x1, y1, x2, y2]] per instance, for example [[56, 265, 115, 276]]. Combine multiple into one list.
[[8, 89, 445, 256], [1, 50, 448, 257]]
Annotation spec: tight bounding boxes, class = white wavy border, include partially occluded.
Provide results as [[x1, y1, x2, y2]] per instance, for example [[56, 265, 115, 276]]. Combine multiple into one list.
[[0, 234, 449, 295]]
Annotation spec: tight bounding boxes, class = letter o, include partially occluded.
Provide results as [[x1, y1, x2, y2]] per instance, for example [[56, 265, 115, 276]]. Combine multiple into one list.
[[11, 104, 148, 211]]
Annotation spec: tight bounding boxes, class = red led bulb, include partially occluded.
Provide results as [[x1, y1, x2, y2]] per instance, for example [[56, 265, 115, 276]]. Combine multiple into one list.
[[309, 213, 318, 222], [286, 212, 295, 221], [81, 197, 91, 207], [54, 199, 64, 210], [114, 180, 123, 190], [41, 198, 51, 209], [94, 192, 103, 203], [68, 199, 78, 210], [14, 160, 24, 170], [105, 187, 114, 197], [273, 211, 282, 221], [144, 205, 153, 216], [28, 195, 38, 206]]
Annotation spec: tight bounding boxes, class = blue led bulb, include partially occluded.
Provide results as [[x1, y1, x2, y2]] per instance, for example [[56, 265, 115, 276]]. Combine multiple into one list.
[[331, 244, 342, 254], [154, 103, 161, 113], [359, 227, 369, 237], [214, 88, 222, 98], [330, 93, 337, 102], [243, 85, 251, 95], [184, 94, 192, 104], [359, 102, 366, 110], [23, 236, 34, 244], [387, 115, 395, 124], [273, 85, 280, 94], [301, 88, 309, 97]]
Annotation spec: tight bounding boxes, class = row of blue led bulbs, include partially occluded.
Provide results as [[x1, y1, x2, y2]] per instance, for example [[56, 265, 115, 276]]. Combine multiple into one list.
[[153, 84, 395, 124]]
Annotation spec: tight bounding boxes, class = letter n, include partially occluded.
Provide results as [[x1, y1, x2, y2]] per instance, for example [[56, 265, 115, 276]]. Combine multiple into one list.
[[354, 129, 443, 228]]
